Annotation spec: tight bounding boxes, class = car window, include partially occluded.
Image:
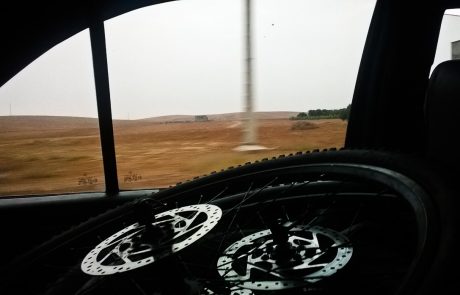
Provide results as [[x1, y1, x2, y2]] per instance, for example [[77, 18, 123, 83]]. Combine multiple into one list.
[[0, 29, 104, 196], [433, 9, 460, 70], [105, 0, 377, 190]]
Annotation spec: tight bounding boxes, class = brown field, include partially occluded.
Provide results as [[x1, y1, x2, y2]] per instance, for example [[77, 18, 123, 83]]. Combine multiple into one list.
[[0, 115, 347, 196]]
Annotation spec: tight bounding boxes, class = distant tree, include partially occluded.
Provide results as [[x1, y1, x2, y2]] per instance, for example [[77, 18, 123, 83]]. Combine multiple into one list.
[[339, 104, 351, 121], [296, 112, 308, 119], [309, 109, 329, 117], [292, 105, 351, 120]]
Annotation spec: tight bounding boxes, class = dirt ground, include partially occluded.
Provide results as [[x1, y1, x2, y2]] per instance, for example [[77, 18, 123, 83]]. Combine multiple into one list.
[[0, 117, 347, 196]]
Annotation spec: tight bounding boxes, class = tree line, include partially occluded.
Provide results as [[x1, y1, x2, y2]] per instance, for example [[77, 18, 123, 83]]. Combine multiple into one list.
[[291, 104, 351, 121]]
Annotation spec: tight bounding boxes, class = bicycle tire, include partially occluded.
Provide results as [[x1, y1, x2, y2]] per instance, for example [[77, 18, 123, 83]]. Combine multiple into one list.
[[1, 149, 456, 295]]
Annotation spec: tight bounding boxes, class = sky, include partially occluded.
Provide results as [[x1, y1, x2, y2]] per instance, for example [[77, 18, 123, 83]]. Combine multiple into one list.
[[0, 0, 459, 120]]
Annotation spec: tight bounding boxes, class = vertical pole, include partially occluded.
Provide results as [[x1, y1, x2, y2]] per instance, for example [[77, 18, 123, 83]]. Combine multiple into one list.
[[243, 0, 257, 145]]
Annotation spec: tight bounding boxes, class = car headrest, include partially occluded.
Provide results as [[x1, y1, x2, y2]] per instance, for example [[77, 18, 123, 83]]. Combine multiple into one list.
[[425, 59, 460, 168]]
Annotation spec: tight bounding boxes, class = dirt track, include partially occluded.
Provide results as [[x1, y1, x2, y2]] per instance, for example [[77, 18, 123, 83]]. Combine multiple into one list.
[[0, 118, 346, 196]]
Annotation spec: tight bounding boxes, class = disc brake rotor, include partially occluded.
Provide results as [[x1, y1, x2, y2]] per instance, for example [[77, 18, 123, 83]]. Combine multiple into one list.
[[217, 225, 353, 291], [81, 204, 222, 275], [202, 287, 254, 295]]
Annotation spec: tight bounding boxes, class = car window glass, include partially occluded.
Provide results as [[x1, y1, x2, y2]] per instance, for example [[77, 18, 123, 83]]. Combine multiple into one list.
[[433, 9, 460, 70], [105, 0, 376, 190], [0, 29, 104, 196]]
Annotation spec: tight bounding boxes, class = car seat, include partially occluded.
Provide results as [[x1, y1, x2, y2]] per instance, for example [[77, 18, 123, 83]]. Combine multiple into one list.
[[425, 59, 460, 172]]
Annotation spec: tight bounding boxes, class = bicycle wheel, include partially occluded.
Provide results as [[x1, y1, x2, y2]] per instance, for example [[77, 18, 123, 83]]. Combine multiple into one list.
[[1, 150, 451, 295]]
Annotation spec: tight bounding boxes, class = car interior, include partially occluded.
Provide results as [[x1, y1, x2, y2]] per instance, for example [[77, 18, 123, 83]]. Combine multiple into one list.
[[1, 0, 459, 294]]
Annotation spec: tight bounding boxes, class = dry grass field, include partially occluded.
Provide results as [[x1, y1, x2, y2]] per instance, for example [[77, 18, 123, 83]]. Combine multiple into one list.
[[0, 115, 347, 196]]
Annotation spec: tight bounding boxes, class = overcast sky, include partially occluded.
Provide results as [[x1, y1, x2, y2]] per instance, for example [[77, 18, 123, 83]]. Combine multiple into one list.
[[1, 1, 459, 119]]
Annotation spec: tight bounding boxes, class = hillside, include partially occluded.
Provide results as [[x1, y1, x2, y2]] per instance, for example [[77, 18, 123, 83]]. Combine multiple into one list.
[[0, 112, 300, 131], [0, 116, 99, 132], [0, 115, 347, 195], [140, 111, 299, 122]]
